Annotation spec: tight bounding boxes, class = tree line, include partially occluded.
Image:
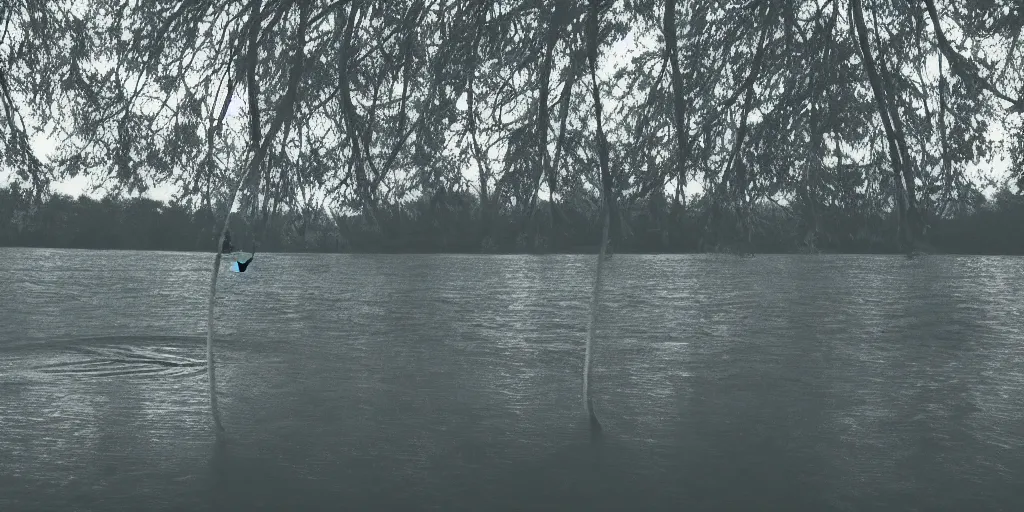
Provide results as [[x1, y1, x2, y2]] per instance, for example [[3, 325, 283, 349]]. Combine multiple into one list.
[[3, 181, 1023, 254]]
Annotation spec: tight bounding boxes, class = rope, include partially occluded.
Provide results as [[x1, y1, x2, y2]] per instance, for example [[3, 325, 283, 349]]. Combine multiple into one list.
[[204, 159, 263, 435]]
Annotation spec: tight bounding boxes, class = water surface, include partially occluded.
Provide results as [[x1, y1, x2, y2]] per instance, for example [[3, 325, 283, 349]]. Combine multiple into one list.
[[1, 249, 1023, 510]]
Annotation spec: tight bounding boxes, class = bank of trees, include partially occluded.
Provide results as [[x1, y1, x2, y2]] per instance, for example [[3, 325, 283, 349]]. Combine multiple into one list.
[[2, 182, 1023, 254], [2, 0, 1023, 255]]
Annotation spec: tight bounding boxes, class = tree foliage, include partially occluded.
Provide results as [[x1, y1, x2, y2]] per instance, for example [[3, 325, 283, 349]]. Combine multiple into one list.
[[1, 0, 1022, 253]]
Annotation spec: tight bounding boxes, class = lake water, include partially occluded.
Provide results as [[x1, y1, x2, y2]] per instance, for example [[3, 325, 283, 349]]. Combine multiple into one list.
[[1, 248, 1023, 511]]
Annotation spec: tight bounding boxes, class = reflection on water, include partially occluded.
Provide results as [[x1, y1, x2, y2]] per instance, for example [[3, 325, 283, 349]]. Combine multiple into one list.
[[1, 249, 1024, 511]]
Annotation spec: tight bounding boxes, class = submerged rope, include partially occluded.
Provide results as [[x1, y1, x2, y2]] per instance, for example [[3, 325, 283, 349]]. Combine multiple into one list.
[[583, 191, 610, 434], [205, 166, 260, 435], [583, 0, 612, 436]]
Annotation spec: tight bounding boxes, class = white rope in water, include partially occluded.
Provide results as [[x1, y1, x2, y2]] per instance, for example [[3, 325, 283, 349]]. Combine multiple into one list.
[[583, 189, 610, 432], [204, 164, 259, 435], [583, 0, 610, 435]]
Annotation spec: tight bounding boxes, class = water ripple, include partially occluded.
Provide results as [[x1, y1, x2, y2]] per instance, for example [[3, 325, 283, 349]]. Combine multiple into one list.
[[1, 250, 1023, 510]]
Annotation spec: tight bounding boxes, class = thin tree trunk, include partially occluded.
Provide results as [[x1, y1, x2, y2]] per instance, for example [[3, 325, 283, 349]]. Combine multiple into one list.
[[801, 0, 838, 249], [938, 52, 952, 215], [850, 0, 915, 251], [871, 10, 922, 242], [664, 0, 687, 206], [698, 2, 771, 251], [528, 0, 568, 249], [337, 4, 376, 223]]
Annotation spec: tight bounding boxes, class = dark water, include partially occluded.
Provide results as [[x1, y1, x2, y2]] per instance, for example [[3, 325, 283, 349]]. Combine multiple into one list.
[[2, 248, 1023, 511]]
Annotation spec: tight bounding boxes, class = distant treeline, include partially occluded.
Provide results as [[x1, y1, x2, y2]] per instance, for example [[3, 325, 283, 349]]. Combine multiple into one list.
[[2, 184, 1024, 255]]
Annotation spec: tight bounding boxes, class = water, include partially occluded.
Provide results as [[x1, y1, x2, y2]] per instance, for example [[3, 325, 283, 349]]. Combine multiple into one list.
[[1, 248, 1023, 511]]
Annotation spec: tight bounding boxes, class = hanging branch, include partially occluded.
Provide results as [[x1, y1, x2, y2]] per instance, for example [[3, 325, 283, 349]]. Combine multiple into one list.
[[527, 0, 570, 238], [938, 52, 954, 216], [664, 0, 687, 204], [871, 8, 923, 236], [700, 0, 772, 251], [337, 3, 378, 222], [583, 0, 613, 437], [634, 1, 772, 200], [919, 0, 1024, 112], [204, 0, 311, 436], [466, 2, 492, 205], [549, 37, 585, 205]]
